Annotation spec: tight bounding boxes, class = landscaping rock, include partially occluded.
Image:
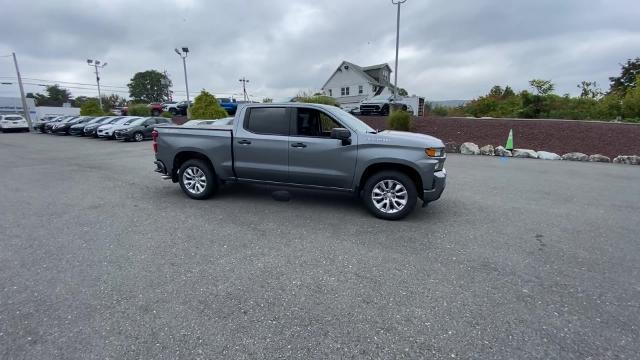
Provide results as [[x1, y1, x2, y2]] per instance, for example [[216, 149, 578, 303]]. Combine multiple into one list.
[[479, 145, 494, 156], [445, 142, 460, 153], [537, 151, 561, 160], [494, 146, 512, 157], [613, 155, 640, 165], [562, 152, 589, 161], [588, 154, 611, 163], [512, 149, 539, 159], [460, 142, 480, 155]]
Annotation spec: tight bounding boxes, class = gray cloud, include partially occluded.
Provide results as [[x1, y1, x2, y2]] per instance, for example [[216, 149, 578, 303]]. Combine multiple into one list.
[[1, 0, 638, 101]]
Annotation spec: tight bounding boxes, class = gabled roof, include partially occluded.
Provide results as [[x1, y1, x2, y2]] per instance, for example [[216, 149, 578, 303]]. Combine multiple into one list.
[[321, 61, 390, 90], [361, 63, 392, 72]]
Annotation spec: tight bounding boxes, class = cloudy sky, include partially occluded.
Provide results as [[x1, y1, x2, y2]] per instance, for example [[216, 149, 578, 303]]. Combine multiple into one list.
[[0, 0, 638, 101]]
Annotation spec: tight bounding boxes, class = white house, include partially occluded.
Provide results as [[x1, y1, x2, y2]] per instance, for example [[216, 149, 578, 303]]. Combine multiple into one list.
[[321, 61, 397, 111]]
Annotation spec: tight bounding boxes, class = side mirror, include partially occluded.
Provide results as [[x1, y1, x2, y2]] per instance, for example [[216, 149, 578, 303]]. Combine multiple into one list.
[[330, 128, 351, 145]]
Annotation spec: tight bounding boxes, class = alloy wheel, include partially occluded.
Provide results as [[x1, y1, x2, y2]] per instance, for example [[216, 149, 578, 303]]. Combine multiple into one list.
[[371, 179, 408, 214], [182, 166, 207, 194]]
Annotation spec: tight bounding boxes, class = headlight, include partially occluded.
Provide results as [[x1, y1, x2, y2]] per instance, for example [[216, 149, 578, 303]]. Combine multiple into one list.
[[425, 148, 445, 157]]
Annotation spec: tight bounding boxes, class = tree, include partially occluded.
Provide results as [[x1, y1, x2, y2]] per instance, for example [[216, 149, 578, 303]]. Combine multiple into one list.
[[262, 97, 273, 103], [622, 77, 640, 120], [577, 81, 603, 99], [80, 99, 104, 116], [26, 85, 71, 106], [101, 94, 127, 111], [71, 96, 95, 108], [190, 90, 228, 120], [529, 79, 555, 95], [397, 88, 409, 96], [609, 57, 640, 95], [127, 70, 172, 103]]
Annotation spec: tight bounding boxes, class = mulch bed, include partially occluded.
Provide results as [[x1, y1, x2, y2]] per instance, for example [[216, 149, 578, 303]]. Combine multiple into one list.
[[358, 116, 640, 159]]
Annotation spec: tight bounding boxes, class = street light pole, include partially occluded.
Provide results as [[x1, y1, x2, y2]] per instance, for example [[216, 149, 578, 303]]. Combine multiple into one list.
[[12, 52, 32, 130], [239, 77, 249, 102], [174, 47, 190, 116], [391, 0, 406, 102], [87, 59, 107, 109]]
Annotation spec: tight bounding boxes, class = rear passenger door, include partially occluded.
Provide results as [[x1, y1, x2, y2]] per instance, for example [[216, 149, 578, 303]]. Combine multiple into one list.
[[233, 107, 291, 182]]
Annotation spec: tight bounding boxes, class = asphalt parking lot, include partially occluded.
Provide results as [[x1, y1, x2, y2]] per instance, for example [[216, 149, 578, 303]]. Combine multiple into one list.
[[1, 132, 639, 359]]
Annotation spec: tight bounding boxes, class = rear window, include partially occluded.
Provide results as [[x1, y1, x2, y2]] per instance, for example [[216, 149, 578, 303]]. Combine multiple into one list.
[[245, 107, 288, 135]]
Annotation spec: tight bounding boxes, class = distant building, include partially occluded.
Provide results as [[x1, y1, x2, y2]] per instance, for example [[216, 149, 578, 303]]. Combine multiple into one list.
[[0, 97, 79, 120], [0, 97, 36, 118], [321, 61, 397, 111]]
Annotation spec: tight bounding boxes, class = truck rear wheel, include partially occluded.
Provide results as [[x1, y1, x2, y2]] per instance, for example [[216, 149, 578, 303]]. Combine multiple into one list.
[[362, 171, 417, 220], [178, 159, 217, 200]]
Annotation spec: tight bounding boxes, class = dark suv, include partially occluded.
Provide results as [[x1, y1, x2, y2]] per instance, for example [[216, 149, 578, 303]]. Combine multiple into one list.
[[114, 117, 172, 141]]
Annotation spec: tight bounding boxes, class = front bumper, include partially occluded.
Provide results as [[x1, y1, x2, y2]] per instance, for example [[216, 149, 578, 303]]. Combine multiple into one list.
[[423, 169, 446, 203], [114, 131, 132, 140], [69, 128, 84, 136]]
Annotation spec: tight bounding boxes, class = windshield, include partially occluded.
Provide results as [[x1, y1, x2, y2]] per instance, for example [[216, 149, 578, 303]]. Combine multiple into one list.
[[370, 95, 392, 101], [114, 118, 131, 125], [62, 117, 78, 123], [125, 118, 145, 126], [107, 117, 124, 124], [328, 107, 376, 133]]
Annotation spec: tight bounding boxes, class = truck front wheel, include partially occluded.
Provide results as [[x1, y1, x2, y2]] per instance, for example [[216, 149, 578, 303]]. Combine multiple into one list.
[[178, 159, 217, 200], [362, 171, 417, 220]]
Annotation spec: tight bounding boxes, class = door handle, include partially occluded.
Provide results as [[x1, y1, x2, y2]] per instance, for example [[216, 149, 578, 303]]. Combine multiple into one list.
[[237, 139, 252, 145], [291, 142, 307, 148]]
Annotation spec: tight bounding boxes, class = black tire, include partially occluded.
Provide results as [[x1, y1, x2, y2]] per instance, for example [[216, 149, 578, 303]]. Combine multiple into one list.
[[152, 109, 160, 116], [381, 106, 389, 116], [133, 131, 144, 142], [178, 159, 217, 200], [402, 105, 407, 111], [362, 170, 417, 220], [169, 108, 177, 115]]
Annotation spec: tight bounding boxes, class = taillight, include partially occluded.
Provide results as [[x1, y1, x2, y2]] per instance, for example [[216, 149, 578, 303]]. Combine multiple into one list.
[[152, 130, 158, 153]]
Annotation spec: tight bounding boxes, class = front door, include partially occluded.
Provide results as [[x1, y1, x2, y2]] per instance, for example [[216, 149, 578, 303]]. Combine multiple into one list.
[[288, 107, 357, 189], [233, 107, 291, 182]]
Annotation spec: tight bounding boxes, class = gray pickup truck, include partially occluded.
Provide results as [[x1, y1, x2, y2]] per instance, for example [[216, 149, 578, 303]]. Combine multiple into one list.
[[153, 103, 446, 220]]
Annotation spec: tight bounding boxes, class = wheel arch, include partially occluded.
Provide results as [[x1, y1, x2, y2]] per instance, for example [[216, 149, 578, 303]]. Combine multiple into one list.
[[357, 162, 423, 200], [172, 150, 216, 182]]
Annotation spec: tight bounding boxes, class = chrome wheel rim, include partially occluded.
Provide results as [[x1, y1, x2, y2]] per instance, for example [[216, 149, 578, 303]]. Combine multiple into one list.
[[182, 166, 207, 194], [134, 133, 143, 141], [371, 179, 408, 214]]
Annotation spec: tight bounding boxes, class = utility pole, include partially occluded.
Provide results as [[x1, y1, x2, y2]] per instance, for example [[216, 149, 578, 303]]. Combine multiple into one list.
[[87, 59, 107, 109], [391, 0, 407, 102], [174, 47, 190, 115], [12, 52, 32, 130], [239, 77, 249, 102]]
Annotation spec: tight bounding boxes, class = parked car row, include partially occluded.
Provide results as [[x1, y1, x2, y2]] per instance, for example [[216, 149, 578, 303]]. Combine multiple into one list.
[[34, 115, 173, 141]]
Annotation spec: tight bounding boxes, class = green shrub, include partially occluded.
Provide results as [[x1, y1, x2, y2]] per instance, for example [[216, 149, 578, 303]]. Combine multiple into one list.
[[432, 105, 449, 116], [296, 95, 339, 107], [190, 90, 228, 120], [128, 104, 151, 116], [79, 99, 105, 116], [161, 111, 173, 118], [388, 110, 412, 131]]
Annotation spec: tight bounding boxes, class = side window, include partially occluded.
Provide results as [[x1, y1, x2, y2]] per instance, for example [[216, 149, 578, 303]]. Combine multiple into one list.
[[294, 108, 342, 138], [245, 107, 289, 135], [145, 119, 156, 126]]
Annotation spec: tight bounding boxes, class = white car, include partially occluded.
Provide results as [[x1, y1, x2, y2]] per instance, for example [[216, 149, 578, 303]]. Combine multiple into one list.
[[0, 114, 29, 132], [97, 117, 140, 139]]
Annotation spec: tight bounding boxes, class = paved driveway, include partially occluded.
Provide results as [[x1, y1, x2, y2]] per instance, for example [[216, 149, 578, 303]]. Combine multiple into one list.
[[1, 133, 639, 359]]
